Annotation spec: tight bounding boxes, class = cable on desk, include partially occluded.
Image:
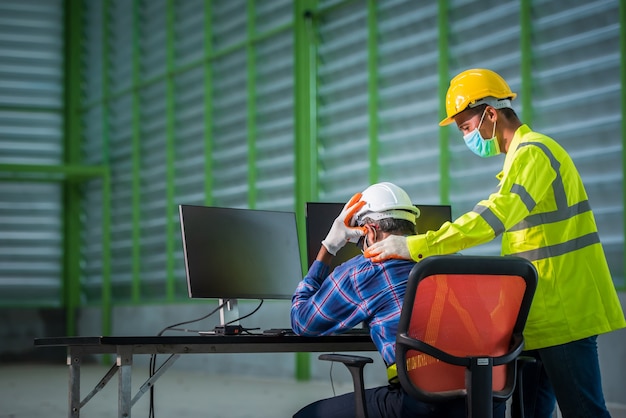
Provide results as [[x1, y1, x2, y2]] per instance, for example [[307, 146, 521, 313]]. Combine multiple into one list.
[[147, 298, 264, 418], [148, 299, 230, 418], [224, 299, 264, 326], [329, 356, 337, 396]]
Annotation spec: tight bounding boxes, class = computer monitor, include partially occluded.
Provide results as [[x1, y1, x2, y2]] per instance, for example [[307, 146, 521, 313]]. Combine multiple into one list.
[[179, 204, 304, 327], [305, 202, 452, 270]]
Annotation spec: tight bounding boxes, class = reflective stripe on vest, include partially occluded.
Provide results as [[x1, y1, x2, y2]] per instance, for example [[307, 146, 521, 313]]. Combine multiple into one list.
[[472, 141, 597, 262], [387, 363, 398, 384]]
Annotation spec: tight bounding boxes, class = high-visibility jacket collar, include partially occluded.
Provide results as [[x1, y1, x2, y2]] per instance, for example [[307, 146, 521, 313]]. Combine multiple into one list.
[[496, 124, 532, 183]]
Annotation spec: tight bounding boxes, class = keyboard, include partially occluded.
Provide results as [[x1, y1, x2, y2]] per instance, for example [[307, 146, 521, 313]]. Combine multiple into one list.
[[342, 327, 370, 335], [261, 327, 370, 336], [262, 328, 294, 336]]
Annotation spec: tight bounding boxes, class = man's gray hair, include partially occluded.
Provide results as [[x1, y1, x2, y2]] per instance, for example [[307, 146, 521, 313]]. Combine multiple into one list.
[[361, 216, 416, 236]]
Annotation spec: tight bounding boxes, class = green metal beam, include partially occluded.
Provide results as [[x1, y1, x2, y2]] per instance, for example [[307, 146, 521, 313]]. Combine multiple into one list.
[[63, 0, 84, 337], [437, 0, 450, 206], [619, 1, 626, 291], [131, 0, 142, 303], [294, 0, 319, 226], [520, 0, 533, 126], [165, 0, 177, 300], [293, 0, 319, 382], [367, 0, 379, 184], [101, 171, 112, 336], [203, 0, 214, 206], [247, 0, 258, 209], [294, 0, 319, 261], [101, 0, 113, 338], [0, 104, 62, 113], [0, 164, 106, 181]]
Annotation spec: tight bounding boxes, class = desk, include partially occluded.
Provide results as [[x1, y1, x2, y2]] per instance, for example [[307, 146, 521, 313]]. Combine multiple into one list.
[[35, 334, 376, 418]]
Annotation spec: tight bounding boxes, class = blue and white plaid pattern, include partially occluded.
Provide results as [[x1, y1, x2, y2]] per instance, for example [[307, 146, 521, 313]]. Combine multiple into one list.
[[291, 255, 415, 365]]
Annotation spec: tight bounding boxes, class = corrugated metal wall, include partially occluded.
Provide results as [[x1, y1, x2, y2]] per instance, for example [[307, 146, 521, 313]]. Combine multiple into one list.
[[0, 0, 64, 306], [0, 0, 623, 308], [79, 0, 296, 303]]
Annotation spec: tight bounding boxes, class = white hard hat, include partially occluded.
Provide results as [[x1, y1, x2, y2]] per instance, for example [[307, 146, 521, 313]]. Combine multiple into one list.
[[352, 182, 420, 226]]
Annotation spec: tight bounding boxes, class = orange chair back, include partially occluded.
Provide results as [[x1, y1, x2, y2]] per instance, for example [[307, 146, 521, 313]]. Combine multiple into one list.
[[405, 273, 527, 392]]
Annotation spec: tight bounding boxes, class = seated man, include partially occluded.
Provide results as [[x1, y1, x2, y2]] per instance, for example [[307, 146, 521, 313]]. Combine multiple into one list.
[[290, 182, 506, 418]]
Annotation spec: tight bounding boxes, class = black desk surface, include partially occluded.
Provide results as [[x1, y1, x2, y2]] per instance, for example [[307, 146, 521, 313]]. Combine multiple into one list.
[[34, 334, 376, 354]]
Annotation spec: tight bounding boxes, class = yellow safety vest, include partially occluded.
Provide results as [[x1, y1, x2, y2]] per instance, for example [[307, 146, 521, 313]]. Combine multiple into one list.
[[406, 124, 625, 350]]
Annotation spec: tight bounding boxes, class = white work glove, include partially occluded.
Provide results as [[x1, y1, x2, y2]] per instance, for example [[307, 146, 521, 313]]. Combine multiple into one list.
[[364, 235, 411, 262], [321, 193, 367, 256]]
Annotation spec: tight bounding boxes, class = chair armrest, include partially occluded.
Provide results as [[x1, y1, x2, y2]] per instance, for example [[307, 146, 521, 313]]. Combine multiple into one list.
[[318, 354, 374, 418], [319, 353, 374, 367], [516, 355, 537, 367]]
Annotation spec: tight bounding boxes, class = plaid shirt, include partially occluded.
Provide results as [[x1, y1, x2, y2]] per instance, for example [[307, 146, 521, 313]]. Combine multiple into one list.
[[291, 254, 415, 366]]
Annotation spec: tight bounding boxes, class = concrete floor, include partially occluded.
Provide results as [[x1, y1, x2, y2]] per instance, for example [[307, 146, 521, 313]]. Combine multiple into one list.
[[2, 362, 624, 418], [0, 362, 353, 418]]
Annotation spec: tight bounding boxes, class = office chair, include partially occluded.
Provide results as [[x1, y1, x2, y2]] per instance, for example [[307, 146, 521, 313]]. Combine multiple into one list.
[[319, 255, 537, 418]]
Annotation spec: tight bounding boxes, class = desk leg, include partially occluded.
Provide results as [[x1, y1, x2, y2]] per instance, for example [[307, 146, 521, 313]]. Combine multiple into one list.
[[117, 346, 133, 418], [67, 348, 82, 418]]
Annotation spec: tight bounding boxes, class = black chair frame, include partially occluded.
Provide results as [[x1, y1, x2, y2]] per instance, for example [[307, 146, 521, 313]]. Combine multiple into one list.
[[320, 255, 538, 418]]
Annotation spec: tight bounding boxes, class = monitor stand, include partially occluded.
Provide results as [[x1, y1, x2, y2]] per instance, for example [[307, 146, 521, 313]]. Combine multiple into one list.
[[219, 298, 239, 326], [198, 299, 244, 335]]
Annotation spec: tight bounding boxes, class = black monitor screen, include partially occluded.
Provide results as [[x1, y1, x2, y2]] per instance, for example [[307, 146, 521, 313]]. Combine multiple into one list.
[[305, 202, 452, 270], [179, 205, 303, 300]]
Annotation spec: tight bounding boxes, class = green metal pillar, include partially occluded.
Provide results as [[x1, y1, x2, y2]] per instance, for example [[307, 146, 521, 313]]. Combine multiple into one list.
[[203, 0, 214, 206], [367, 0, 380, 184], [293, 0, 319, 381], [101, 0, 113, 337], [619, 1, 626, 290], [165, 0, 178, 300], [520, 0, 533, 126], [437, 0, 451, 205], [247, 0, 258, 209], [131, 0, 142, 302], [63, 0, 84, 335]]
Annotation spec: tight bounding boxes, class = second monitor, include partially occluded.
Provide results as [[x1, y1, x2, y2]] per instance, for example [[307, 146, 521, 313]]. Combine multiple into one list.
[[305, 202, 452, 270]]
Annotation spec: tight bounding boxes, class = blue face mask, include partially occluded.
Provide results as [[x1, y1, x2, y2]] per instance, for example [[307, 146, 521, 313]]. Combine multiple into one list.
[[462, 109, 500, 158]]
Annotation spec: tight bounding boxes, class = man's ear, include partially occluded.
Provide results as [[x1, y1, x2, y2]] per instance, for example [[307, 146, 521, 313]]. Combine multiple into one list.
[[486, 105, 498, 121], [364, 224, 378, 243]]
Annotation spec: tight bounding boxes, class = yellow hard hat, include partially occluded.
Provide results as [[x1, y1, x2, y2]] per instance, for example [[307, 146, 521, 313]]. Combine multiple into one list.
[[439, 68, 517, 126]]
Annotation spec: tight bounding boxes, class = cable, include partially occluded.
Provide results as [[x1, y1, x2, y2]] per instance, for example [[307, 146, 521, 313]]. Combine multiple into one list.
[[329, 356, 336, 396], [224, 299, 264, 326], [147, 299, 264, 418], [156, 299, 231, 337], [148, 299, 230, 418]]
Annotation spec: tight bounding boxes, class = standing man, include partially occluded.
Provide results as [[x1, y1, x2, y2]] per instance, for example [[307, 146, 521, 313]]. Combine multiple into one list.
[[365, 68, 626, 418]]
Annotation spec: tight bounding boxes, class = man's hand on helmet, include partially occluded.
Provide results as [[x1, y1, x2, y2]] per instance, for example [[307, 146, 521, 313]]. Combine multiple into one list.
[[321, 193, 367, 256], [364, 235, 411, 262]]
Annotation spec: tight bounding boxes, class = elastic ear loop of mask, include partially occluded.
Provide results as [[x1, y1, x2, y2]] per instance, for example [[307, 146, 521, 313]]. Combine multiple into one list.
[[359, 224, 378, 252]]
